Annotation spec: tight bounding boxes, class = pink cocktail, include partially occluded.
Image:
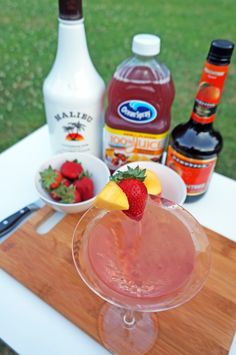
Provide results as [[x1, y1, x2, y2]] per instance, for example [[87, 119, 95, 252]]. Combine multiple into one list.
[[72, 197, 210, 354]]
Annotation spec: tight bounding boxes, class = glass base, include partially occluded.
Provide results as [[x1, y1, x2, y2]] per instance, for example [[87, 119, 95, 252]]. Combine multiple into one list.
[[98, 303, 159, 355]]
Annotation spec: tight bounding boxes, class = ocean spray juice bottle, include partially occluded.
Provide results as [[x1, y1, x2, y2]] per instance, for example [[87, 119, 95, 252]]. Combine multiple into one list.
[[103, 34, 175, 171]]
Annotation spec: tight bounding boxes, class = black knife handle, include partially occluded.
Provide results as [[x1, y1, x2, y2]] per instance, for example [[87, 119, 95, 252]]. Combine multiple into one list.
[[0, 207, 32, 238]]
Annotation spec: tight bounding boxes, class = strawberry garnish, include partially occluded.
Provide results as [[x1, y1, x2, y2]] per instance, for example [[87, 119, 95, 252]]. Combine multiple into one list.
[[40, 166, 63, 190], [111, 166, 148, 221], [74, 173, 94, 201], [61, 160, 83, 180]]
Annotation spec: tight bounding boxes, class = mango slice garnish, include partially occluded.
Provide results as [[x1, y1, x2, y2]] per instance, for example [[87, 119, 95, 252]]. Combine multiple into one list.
[[94, 181, 129, 210], [143, 169, 162, 195], [94, 167, 162, 211]]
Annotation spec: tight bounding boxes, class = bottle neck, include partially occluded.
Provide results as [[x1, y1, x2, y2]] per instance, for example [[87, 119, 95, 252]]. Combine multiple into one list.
[[134, 54, 156, 62], [190, 60, 229, 125], [53, 18, 92, 70], [189, 117, 213, 130]]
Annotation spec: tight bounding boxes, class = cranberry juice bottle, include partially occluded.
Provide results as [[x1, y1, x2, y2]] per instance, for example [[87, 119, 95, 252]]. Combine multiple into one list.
[[103, 34, 175, 171], [166, 39, 234, 202]]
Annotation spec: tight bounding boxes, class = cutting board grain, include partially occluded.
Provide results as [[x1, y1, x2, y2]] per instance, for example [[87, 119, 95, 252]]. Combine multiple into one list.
[[0, 206, 235, 355]]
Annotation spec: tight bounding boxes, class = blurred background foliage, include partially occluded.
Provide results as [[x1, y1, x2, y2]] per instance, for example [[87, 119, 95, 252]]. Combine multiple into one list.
[[0, 0, 235, 178]]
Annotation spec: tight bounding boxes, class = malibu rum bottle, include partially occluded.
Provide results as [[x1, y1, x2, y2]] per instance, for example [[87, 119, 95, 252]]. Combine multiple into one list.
[[43, 0, 105, 156], [166, 39, 234, 202]]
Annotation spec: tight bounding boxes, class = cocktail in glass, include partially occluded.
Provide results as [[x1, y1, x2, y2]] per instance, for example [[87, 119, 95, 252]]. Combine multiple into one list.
[[72, 197, 211, 354]]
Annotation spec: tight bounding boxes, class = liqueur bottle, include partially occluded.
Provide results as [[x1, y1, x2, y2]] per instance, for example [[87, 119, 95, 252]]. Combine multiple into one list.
[[166, 39, 234, 202], [43, 0, 105, 156]]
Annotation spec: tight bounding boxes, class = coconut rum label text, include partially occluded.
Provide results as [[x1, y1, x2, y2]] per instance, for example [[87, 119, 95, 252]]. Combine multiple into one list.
[[45, 104, 103, 155]]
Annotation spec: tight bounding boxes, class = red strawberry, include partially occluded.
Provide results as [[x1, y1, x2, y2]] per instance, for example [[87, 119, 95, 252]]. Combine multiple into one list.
[[60, 160, 83, 180], [50, 190, 62, 201], [61, 178, 71, 187], [40, 166, 63, 190], [70, 188, 81, 203], [49, 185, 81, 203], [74, 175, 94, 201], [60, 185, 82, 203], [111, 166, 148, 221], [118, 179, 147, 221]]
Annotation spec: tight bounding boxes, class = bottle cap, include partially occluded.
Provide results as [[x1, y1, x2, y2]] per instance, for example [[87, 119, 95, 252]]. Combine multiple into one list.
[[59, 0, 83, 20], [132, 34, 161, 56], [207, 39, 234, 65]]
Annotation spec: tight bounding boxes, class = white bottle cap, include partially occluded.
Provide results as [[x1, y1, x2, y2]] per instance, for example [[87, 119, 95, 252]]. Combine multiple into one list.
[[132, 34, 161, 56]]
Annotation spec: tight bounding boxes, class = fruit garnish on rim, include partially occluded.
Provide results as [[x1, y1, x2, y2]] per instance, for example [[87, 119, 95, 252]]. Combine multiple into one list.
[[94, 166, 162, 221], [144, 169, 162, 195]]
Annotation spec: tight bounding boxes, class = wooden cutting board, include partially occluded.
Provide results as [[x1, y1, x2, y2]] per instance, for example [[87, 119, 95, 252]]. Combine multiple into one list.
[[0, 206, 235, 355]]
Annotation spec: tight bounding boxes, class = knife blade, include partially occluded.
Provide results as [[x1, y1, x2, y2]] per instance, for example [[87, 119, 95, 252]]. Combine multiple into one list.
[[0, 199, 45, 238]]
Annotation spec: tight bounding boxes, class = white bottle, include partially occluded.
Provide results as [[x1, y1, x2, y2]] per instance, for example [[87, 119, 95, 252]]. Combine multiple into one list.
[[43, 0, 105, 156]]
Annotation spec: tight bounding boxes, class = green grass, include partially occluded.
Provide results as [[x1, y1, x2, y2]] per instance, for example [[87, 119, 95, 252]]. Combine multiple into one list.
[[0, 0, 236, 178]]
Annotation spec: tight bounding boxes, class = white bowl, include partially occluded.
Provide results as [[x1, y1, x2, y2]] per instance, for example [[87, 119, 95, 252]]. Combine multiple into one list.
[[35, 152, 111, 214], [113, 161, 186, 205]]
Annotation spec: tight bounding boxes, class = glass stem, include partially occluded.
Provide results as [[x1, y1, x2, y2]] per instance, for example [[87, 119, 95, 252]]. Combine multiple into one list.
[[123, 309, 136, 328]]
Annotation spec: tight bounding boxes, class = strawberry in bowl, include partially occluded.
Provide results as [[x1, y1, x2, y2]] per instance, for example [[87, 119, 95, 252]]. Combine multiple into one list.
[[35, 153, 110, 214], [40, 159, 94, 204]]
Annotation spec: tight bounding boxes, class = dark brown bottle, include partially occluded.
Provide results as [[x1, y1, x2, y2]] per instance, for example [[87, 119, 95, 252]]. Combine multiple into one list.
[[166, 39, 234, 202]]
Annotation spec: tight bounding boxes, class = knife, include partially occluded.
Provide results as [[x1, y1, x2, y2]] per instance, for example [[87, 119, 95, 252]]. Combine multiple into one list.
[[0, 199, 45, 238]]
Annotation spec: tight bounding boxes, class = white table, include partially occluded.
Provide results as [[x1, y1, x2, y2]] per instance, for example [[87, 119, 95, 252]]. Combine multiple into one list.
[[0, 125, 236, 355]]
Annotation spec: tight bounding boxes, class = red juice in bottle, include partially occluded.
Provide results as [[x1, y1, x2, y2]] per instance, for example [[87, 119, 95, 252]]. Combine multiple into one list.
[[103, 34, 175, 171]]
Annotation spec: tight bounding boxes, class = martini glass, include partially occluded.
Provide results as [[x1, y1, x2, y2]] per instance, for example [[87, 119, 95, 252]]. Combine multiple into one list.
[[72, 197, 211, 355]]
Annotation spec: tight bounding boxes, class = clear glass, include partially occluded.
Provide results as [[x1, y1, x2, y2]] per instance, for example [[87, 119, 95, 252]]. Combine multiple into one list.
[[72, 197, 211, 354]]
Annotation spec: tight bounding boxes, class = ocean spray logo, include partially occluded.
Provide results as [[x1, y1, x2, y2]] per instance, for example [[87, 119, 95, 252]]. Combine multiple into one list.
[[117, 100, 157, 124]]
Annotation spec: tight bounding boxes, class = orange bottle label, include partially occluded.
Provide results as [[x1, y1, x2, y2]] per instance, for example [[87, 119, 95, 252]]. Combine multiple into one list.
[[166, 146, 217, 196], [103, 125, 168, 170], [191, 61, 229, 124]]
